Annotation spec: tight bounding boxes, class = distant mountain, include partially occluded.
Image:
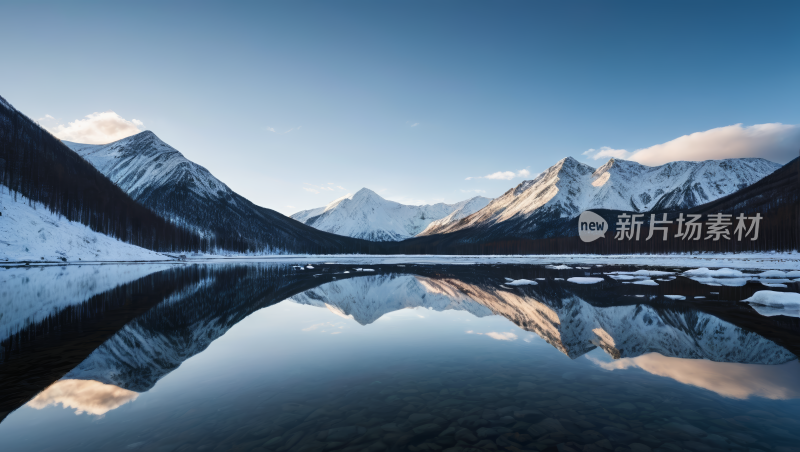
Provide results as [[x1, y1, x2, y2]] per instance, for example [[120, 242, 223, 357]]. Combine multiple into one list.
[[291, 188, 491, 241], [420, 156, 780, 238], [64, 132, 371, 253]]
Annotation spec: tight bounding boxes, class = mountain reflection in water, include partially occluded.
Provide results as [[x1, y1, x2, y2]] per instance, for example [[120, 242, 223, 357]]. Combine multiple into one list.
[[1, 262, 799, 452]]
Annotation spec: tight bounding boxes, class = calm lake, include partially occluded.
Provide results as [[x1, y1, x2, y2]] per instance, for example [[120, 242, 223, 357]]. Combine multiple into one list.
[[1, 262, 799, 452]]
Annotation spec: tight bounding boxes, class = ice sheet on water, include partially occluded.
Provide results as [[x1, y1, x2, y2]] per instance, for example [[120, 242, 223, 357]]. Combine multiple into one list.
[[506, 279, 537, 286], [609, 270, 675, 276], [683, 268, 744, 278], [745, 291, 800, 318], [758, 270, 790, 278], [567, 277, 604, 284], [633, 279, 658, 286], [761, 283, 788, 288], [689, 277, 750, 287]]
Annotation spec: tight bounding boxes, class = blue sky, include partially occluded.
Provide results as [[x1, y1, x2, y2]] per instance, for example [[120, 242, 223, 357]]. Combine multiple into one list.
[[2, 1, 798, 214]]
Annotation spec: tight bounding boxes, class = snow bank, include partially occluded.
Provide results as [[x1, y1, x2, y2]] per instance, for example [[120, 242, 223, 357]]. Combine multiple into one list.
[[547, 265, 572, 270], [0, 189, 169, 262], [683, 268, 744, 278], [567, 277, 604, 284], [664, 295, 686, 300], [506, 279, 537, 286]]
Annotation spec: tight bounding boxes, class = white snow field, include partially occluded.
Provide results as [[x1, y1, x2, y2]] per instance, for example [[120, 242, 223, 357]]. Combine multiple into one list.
[[0, 189, 171, 263]]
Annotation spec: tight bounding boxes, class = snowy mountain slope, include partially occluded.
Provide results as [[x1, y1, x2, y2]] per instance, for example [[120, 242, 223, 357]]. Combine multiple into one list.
[[63, 132, 369, 253], [0, 188, 170, 263], [289, 274, 494, 324], [291, 188, 491, 241], [421, 156, 780, 237], [64, 133, 226, 205], [419, 196, 493, 235]]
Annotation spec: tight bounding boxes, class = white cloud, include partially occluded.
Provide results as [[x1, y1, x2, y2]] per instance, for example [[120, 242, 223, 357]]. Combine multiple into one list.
[[583, 146, 631, 160], [411, 123, 419, 127], [47, 111, 144, 145], [303, 187, 319, 194], [587, 353, 800, 400], [466, 330, 518, 341], [28, 379, 139, 416], [266, 127, 276, 133], [485, 332, 518, 341], [460, 189, 487, 194], [466, 169, 530, 181], [628, 123, 800, 166]]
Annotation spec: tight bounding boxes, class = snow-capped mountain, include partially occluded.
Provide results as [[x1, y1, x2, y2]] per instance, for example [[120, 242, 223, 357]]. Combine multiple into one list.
[[421, 156, 780, 237], [291, 188, 491, 241], [64, 131, 368, 253]]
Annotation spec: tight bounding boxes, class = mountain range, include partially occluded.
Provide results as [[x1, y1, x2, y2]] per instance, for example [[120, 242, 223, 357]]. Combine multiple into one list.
[[290, 188, 491, 241], [419, 156, 781, 238]]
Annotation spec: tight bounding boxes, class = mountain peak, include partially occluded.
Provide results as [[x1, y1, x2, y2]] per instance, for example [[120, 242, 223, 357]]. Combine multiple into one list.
[[352, 187, 380, 199]]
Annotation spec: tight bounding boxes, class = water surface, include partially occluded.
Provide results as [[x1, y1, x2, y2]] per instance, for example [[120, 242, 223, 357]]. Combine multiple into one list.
[[1, 262, 799, 452]]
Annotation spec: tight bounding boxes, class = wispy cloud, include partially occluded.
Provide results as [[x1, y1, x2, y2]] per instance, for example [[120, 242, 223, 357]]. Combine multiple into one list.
[[303, 183, 346, 194], [45, 111, 144, 145], [460, 189, 487, 194], [466, 169, 530, 181], [267, 126, 302, 134], [411, 122, 419, 127]]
